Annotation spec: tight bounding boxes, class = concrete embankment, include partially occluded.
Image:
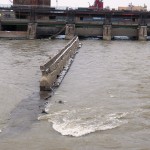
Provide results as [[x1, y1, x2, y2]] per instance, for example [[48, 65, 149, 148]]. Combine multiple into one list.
[[40, 36, 81, 91]]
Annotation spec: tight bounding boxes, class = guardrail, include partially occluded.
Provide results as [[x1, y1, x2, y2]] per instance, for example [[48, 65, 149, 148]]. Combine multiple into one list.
[[40, 36, 80, 91]]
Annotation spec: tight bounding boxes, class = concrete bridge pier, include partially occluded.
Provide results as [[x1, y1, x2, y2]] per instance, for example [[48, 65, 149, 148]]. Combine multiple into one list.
[[138, 26, 147, 41], [103, 25, 112, 40], [27, 23, 37, 39], [65, 24, 75, 40]]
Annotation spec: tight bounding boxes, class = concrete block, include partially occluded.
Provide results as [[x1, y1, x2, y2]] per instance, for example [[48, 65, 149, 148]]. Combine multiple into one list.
[[65, 24, 75, 40], [138, 26, 147, 41], [27, 23, 37, 39], [103, 25, 112, 40]]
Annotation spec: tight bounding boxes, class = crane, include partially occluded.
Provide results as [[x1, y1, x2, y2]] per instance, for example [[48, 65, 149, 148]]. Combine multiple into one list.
[[89, 0, 103, 10]]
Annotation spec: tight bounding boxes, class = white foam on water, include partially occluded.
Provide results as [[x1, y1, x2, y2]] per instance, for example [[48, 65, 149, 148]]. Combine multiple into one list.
[[109, 94, 115, 98], [39, 108, 128, 137], [0, 129, 2, 133]]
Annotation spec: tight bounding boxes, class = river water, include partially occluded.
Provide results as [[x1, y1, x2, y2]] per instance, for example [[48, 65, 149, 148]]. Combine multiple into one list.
[[0, 39, 150, 150]]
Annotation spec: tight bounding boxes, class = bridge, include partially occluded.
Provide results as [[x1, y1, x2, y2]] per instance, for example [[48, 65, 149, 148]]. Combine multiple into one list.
[[0, 5, 150, 40]]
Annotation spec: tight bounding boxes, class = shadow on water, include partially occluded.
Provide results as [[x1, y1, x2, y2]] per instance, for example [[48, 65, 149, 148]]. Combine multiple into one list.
[[0, 39, 68, 138], [0, 91, 51, 138]]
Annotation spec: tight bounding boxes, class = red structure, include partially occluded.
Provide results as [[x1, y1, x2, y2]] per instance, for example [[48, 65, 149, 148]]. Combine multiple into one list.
[[89, 0, 103, 10]]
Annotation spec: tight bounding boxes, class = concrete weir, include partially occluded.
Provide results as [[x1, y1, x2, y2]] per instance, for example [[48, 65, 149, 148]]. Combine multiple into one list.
[[40, 36, 80, 91], [138, 26, 147, 41], [103, 25, 112, 40], [1, 6, 150, 40]]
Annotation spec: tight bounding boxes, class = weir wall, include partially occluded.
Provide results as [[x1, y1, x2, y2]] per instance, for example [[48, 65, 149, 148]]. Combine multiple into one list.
[[40, 36, 80, 91], [0, 8, 150, 40]]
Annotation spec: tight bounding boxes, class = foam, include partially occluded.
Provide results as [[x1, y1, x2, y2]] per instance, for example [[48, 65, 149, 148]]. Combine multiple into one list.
[[39, 108, 128, 137]]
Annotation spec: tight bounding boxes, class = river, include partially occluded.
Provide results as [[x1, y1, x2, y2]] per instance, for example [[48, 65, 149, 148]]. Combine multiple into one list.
[[0, 39, 150, 150]]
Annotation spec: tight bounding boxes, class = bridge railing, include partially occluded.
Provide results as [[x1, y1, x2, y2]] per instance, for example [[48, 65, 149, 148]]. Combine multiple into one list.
[[40, 36, 80, 91]]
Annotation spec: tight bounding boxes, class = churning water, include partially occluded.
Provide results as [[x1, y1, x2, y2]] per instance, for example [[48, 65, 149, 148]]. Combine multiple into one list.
[[38, 108, 128, 137], [0, 39, 150, 150]]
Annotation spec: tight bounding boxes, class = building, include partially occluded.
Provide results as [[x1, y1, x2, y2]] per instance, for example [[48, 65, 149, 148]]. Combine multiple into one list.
[[118, 3, 147, 11], [13, 0, 51, 6]]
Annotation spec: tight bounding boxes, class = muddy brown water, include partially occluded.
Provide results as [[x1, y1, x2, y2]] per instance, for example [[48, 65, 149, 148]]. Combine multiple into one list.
[[0, 39, 150, 150]]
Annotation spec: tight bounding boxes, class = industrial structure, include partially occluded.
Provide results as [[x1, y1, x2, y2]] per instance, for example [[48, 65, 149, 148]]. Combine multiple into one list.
[[13, 0, 51, 6], [89, 0, 103, 10], [0, 0, 150, 40]]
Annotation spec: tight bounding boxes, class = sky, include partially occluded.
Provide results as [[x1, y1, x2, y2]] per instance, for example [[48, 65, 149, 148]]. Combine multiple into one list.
[[0, 0, 150, 10]]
